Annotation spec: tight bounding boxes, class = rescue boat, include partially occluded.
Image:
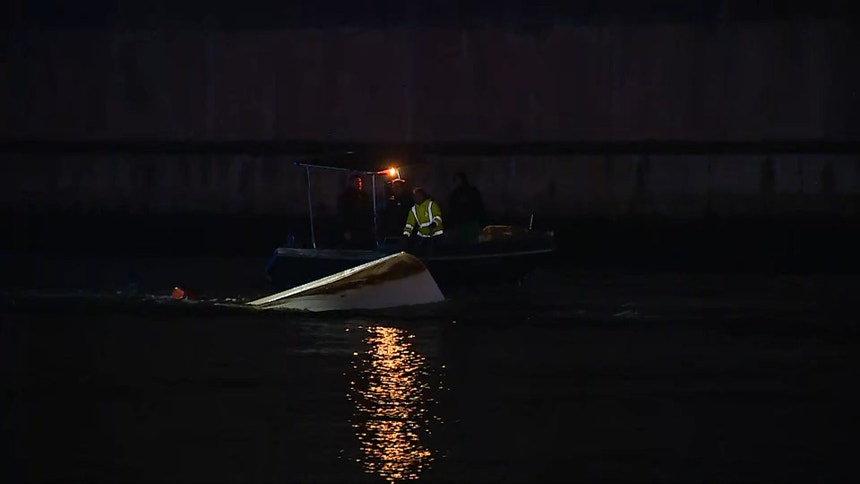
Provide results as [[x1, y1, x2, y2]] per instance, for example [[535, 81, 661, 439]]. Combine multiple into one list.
[[263, 153, 556, 293]]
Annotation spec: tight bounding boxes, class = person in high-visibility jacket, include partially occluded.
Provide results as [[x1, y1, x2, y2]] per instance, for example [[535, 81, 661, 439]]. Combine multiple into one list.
[[402, 187, 444, 240]]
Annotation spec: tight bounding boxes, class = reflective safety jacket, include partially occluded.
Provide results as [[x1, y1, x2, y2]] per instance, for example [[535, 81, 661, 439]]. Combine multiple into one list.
[[403, 199, 444, 238]]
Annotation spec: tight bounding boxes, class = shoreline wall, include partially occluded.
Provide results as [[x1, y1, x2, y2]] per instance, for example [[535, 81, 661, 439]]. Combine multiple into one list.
[[4, 16, 858, 221], [3, 154, 860, 219], [2, 20, 857, 142]]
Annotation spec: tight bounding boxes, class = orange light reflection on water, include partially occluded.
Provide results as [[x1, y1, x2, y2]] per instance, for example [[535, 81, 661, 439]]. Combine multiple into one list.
[[350, 325, 437, 482]]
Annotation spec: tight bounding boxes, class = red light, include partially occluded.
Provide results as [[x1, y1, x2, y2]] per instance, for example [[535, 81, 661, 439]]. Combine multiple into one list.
[[388, 167, 397, 177]]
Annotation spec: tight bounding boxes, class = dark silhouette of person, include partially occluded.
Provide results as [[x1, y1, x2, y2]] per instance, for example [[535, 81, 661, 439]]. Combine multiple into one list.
[[447, 172, 485, 244], [337, 174, 375, 249], [378, 178, 412, 239]]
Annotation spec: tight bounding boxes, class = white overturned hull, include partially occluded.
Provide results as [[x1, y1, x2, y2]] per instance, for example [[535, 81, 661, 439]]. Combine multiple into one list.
[[248, 252, 445, 312]]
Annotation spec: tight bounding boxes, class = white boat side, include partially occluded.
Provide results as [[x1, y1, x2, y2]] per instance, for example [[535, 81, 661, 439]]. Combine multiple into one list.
[[249, 251, 445, 312]]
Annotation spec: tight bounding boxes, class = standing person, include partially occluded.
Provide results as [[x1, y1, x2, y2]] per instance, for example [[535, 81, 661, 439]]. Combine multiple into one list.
[[402, 187, 444, 254], [378, 178, 412, 239], [337, 174, 375, 249], [447, 172, 485, 244]]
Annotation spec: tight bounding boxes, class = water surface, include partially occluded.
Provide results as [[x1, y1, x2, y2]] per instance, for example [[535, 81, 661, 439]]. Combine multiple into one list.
[[2, 258, 858, 482]]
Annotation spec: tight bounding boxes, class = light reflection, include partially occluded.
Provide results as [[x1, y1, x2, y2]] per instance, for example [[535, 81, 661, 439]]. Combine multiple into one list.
[[349, 325, 441, 482]]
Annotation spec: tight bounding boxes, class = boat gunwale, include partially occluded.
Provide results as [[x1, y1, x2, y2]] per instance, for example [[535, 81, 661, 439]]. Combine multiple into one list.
[[273, 246, 555, 262]]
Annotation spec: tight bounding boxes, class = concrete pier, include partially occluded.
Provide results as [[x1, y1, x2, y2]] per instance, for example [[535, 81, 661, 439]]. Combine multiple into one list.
[[3, 153, 859, 219], [2, 20, 857, 142]]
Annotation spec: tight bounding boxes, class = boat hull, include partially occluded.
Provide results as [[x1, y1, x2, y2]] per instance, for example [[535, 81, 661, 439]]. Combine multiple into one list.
[[251, 252, 445, 312], [265, 233, 555, 293]]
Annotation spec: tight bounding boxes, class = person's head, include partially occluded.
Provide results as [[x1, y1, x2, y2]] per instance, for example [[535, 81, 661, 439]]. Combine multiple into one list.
[[349, 174, 363, 191], [391, 178, 406, 196], [412, 187, 427, 204], [454, 172, 468, 188]]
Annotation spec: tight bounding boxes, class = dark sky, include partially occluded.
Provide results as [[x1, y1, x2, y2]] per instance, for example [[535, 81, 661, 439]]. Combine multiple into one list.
[[4, 0, 855, 29]]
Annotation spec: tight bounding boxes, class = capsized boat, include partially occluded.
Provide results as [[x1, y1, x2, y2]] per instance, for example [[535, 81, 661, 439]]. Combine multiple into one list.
[[264, 152, 556, 293], [249, 251, 444, 312]]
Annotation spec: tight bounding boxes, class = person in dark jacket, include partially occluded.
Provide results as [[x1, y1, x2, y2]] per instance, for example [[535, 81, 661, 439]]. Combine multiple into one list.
[[447, 172, 485, 244], [378, 178, 412, 239], [337, 174, 375, 249]]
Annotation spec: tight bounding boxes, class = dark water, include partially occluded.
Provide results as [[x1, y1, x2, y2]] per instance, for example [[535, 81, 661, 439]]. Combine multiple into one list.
[[2, 257, 859, 482]]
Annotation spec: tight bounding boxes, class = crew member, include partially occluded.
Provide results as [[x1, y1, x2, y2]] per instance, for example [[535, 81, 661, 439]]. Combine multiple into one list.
[[447, 172, 485, 244], [337, 174, 375, 249], [402, 187, 444, 252], [378, 178, 412, 239]]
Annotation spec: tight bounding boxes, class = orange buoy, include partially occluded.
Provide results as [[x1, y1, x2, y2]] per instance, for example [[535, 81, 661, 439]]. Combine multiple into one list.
[[171, 286, 186, 300]]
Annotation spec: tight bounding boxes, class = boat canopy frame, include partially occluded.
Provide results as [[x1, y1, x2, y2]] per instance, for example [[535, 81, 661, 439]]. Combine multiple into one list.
[[293, 155, 412, 249]]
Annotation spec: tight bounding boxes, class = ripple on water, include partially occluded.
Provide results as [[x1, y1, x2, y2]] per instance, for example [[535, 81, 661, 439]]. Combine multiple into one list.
[[346, 324, 447, 482]]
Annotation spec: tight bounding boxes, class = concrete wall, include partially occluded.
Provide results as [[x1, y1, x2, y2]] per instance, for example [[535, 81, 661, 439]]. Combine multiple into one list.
[[4, 17, 858, 220], [4, 154, 860, 219], [2, 19, 857, 142]]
